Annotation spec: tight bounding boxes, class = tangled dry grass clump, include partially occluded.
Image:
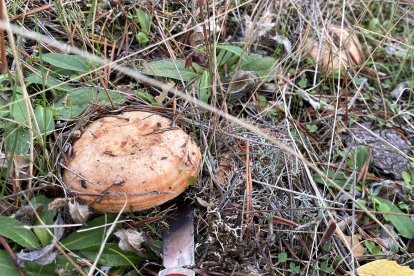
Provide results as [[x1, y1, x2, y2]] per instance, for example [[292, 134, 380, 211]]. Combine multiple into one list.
[[0, 0, 413, 275]]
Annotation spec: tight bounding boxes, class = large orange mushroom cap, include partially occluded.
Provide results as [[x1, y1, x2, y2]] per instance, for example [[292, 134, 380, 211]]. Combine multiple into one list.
[[63, 111, 202, 213]]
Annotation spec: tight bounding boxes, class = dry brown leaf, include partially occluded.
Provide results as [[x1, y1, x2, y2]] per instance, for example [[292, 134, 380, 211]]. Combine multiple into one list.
[[115, 229, 145, 253], [196, 196, 209, 208], [68, 200, 91, 223], [155, 81, 175, 104], [356, 260, 414, 276], [48, 198, 68, 210], [190, 21, 220, 48], [244, 10, 275, 40], [343, 234, 365, 258], [14, 154, 31, 179], [215, 153, 233, 185], [189, 30, 204, 48]]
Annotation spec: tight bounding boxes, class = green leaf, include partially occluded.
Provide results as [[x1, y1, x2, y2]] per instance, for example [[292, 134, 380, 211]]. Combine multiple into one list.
[[215, 44, 244, 68], [197, 70, 211, 103], [347, 145, 368, 172], [24, 263, 56, 276], [26, 74, 72, 92], [256, 95, 267, 109], [41, 53, 90, 73], [289, 262, 300, 273], [30, 196, 56, 247], [24, 255, 78, 276], [298, 74, 308, 89], [135, 91, 160, 106], [239, 54, 277, 81], [0, 250, 19, 276], [411, 168, 414, 188], [187, 176, 198, 186], [136, 32, 149, 45], [30, 196, 56, 225], [4, 126, 31, 155], [364, 240, 381, 254], [372, 196, 414, 239], [399, 203, 409, 211], [54, 87, 126, 120], [277, 252, 288, 263], [320, 262, 333, 273], [215, 44, 244, 56], [306, 124, 318, 133], [314, 169, 351, 191], [136, 9, 150, 34], [0, 216, 40, 249], [48, 66, 80, 79], [34, 106, 55, 136], [53, 105, 85, 121], [79, 244, 143, 267], [401, 171, 411, 185], [61, 215, 120, 250], [9, 93, 28, 126], [216, 49, 239, 68], [142, 60, 202, 82], [0, 94, 10, 121], [322, 243, 331, 252]]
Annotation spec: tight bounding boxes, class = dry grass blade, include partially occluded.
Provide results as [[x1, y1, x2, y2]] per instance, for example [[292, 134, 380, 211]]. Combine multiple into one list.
[[245, 141, 252, 227]]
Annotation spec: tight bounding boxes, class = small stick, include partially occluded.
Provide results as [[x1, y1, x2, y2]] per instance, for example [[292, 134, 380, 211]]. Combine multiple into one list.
[[103, 37, 107, 85], [10, 3, 54, 22], [356, 147, 372, 184], [0, 184, 55, 201], [270, 214, 298, 228], [245, 141, 253, 226], [116, 20, 128, 56]]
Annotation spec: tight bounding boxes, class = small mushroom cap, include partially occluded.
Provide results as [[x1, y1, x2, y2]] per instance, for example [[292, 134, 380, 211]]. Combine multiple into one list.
[[305, 26, 363, 73], [63, 111, 201, 213]]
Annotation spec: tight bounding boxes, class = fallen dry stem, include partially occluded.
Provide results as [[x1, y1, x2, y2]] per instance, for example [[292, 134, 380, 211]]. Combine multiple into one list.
[[245, 141, 252, 226]]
